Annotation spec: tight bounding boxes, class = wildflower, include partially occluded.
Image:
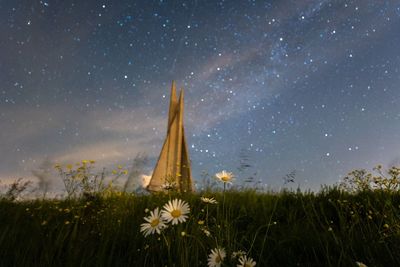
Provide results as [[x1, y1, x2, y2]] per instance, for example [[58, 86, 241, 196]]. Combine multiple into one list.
[[162, 181, 177, 191], [89, 160, 95, 164], [201, 196, 218, 204], [356, 262, 368, 267], [198, 220, 205, 225], [161, 199, 190, 225], [237, 255, 256, 267], [215, 170, 234, 183], [122, 170, 128, 175], [201, 227, 211, 237], [65, 221, 70, 225], [181, 231, 186, 237], [140, 207, 167, 237], [82, 160, 89, 164], [208, 247, 226, 267], [231, 250, 246, 259]]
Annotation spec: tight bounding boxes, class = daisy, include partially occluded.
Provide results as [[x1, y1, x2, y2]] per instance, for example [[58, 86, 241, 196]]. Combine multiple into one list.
[[215, 170, 234, 183], [231, 250, 246, 259], [201, 196, 218, 204], [201, 227, 211, 237], [161, 180, 177, 191], [237, 255, 256, 267], [140, 207, 167, 237], [207, 247, 226, 267], [161, 198, 190, 225]]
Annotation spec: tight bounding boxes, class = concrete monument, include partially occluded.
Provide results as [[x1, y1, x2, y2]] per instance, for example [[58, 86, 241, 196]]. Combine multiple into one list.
[[147, 81, 194, 192]]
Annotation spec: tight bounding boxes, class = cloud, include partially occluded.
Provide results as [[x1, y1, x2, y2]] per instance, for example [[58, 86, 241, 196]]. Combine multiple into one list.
[[52, 108, 168, 167], [0, 103, 168, 181], [141, 174, 151, 188], [96, 108, 166, 137]]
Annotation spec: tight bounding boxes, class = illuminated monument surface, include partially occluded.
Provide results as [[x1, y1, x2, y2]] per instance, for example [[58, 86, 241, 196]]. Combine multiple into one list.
[[147, 81, 194, 192]]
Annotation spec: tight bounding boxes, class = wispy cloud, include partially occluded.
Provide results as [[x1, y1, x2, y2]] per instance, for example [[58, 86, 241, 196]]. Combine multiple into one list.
[[0, 104, 167, 180]]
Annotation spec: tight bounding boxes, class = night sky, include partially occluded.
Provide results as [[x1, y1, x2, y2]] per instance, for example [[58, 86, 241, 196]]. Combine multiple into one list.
[[1, 0, 400, 191]]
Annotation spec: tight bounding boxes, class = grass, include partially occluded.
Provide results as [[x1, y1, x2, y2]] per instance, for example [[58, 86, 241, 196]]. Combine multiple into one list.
[[0, 188, 400, 266]]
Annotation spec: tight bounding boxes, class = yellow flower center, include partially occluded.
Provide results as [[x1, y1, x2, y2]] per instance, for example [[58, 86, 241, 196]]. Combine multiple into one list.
[[150, 218, 159, 227], [215, 255, 221, 263], [221, 175, 230, 182], [171, 209, 181, 218]]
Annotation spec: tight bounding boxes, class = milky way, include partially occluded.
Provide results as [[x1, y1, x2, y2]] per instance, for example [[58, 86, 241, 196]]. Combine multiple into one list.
[[1, 0, 400, 190]]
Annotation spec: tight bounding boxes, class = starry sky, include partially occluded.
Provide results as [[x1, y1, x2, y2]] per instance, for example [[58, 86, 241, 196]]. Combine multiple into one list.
[[1, 0, 400, 191]]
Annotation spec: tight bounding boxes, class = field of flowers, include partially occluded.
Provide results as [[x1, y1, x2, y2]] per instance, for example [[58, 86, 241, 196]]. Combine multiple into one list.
[[1, 165, 400, 266], [0, 188, 399, 266]]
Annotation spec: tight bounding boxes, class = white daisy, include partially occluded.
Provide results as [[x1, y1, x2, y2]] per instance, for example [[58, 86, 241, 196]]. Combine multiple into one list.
[[161, 198, 190, 225], [215, 170, 234, 183], [231, 250, 246, 259], [201, 227, 211, 237], [140, 207, 167, 237], [237, 255, 256, 267], [161, 180, 177, 191], [208, 247, 226, 267], [201, 196, 218, 204]]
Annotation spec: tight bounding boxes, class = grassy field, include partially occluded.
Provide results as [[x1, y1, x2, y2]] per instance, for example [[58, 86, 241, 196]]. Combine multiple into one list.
[[1, 188, 399, 267]]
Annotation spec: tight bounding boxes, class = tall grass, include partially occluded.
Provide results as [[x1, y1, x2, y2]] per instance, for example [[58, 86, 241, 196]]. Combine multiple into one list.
[[1, 188, 399, 266]]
